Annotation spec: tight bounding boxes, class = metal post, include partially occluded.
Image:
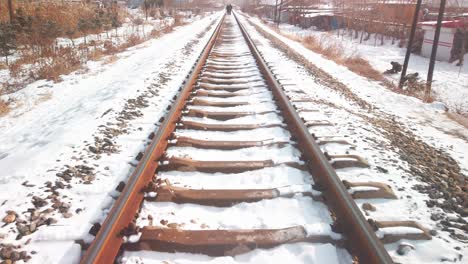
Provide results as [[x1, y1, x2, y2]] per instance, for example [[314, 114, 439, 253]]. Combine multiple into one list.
[[398, 0, 423, 89], [425, 0, 446, 102], [274, 0, 278, 24]]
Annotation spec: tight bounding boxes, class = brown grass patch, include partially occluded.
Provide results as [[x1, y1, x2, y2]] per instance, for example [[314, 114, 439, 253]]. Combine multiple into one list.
[[103, 55, 119, 65], [446, 112, 468, 128], [279, 30, 392, 89], [37, 49, 82, 82], [0, 99, 10, 116], [35, 91, 53, 105], [343, 57, 384, 82], [89, 49, 105, 61], [8, 62, 24, 79], [162, 26, 174, 34], [126, 34, 144, 47], [149, 29, 163, 38]]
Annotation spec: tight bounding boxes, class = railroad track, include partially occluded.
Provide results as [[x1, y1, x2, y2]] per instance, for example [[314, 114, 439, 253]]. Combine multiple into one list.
[[80, 13, 431, 263]]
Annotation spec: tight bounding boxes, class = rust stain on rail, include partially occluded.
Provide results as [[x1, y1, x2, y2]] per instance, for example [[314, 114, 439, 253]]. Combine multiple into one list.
[[79, 14, 226, 264]]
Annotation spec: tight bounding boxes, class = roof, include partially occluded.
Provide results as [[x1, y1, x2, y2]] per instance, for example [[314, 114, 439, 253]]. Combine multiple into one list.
[[419, 20, 466, 28], [259, 0, 278, 5], [302, 12, 334, 18]]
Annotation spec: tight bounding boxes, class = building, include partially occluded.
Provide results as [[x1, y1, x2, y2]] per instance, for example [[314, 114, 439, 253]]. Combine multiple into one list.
[[420, 19, 467, 61]]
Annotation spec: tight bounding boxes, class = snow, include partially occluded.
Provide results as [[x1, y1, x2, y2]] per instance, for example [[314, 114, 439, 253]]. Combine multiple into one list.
[[0, 8, 466, 263], [247, 16, 468, 177], [274, 22, 468, 113], [166, 145, 302, 163], [158, 166, 312, 190], [240, 12, 467, 263], [122, 243, 346, 264], [124, 15, 349, 263], [137, 197, 333, 231], [0, 12, 222, 263]]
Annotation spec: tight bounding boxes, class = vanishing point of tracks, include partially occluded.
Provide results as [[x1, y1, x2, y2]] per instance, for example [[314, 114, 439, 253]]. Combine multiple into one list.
[[81, 13, 431, 263]]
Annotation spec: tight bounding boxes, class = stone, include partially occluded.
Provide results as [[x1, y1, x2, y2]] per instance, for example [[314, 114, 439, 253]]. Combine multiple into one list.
[[362, 203, 376, 212], [46, 218, 57, 225], [0, 247, 13, 259], [29, 222, 37, 232], [2, 213, 16, 224], [89, 223, 101, 236], [32, 196, 48, 208], [62, 212, 73, 218], [397, 243, 414, 256], [167, 223, 179, 229], [376, 166, 388, 173], [16, 224, 30, 236], [10, 251, 20, 261]]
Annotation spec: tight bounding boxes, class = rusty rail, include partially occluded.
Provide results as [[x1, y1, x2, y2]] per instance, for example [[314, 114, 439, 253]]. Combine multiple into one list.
[[233, 12, 393, 263], [80, 14, 226, 264], [80, 12, 394, 263]]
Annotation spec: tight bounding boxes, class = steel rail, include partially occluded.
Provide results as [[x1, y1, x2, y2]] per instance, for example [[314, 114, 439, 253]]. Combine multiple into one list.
[[80, 12, 394, 263], [233, 12, 393, 263], [80, 14, 226, 264]]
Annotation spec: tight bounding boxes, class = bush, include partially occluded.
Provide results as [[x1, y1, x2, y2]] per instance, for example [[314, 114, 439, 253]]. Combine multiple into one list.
[[125, 34, 143, 47], [36, 47, 82, 81]]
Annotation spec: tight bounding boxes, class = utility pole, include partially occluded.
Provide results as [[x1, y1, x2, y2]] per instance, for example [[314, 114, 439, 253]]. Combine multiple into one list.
[[274, 0, 278, 24], [424, 0, 446, 102], [398, 0, 423, 89], [7, 0, 15, 23], [277, 0, 283, 27]]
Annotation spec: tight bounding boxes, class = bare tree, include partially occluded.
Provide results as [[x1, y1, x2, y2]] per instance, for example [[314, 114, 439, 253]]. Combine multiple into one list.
[[8, 0, 15, 22]]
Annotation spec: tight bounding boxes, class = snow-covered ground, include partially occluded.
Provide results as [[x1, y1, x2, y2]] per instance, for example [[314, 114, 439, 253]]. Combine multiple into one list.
[[248, 16, 468, 176], [0, 8, 466, 263], [269, 22, 468, 113], [123, 15, 350, 263], [0, 12, 221, 263], [0, 10, 197, 95], [240, 13, 467, 263]]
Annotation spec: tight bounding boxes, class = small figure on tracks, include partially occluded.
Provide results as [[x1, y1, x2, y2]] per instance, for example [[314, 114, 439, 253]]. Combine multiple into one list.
[[226, 4, 232, 15]]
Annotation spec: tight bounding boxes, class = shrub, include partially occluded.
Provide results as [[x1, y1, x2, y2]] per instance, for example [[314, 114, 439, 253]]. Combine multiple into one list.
[[36, 47, 82, 81]]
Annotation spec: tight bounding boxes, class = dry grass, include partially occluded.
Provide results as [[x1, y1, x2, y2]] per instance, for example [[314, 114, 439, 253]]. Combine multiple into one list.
[[1, 4, 191, 104], [0, 99, 9, 116], [173, 14, 188, 27], [103, 55, 118, 65], [1, 2, 128, 38], [89, 49, 105, 61], [343, 57, 384, 82], [36, 48, 82, 82], [162, 25, 175, 34], [149, 29, 163, 38], [35, 91, 53, 105], [280, 31, 392, 89], [446, 112, 468, 129]]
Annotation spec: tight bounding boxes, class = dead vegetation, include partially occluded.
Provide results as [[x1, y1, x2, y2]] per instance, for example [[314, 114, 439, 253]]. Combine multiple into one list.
[[0, 99, 9, 116], [270, 25, 446, 106], [0, 2, 185, 96], [281, 31, 392, 89]]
